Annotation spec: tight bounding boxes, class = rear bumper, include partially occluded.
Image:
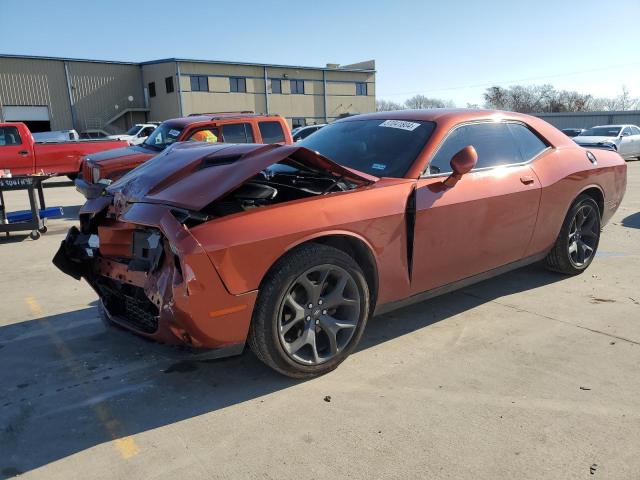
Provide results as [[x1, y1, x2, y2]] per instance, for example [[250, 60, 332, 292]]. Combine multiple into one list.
[[53, 204, 257, 354], [75, 177, 106, 199]]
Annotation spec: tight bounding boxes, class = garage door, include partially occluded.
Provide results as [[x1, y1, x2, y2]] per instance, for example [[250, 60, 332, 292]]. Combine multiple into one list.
[[2, 106, 50, 121]]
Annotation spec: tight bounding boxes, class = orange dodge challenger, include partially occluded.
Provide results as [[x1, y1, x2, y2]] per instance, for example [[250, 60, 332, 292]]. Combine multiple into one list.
[[54, 109, 627, 377]]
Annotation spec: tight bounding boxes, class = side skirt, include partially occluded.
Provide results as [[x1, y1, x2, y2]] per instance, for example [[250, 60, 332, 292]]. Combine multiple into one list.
[[373, 251, 548, 316]]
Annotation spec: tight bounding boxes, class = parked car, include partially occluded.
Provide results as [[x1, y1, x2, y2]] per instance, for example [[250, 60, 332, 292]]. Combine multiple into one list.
[[75, 113, 293, 198], [32, 129, 80, 142], [0, 122, 127, 178], [292, 124, 327, 142], [109, 123, 158, 145], [573, 125, 640, 160], [561, 128, 585, 138], [54, 109, 626, 378]]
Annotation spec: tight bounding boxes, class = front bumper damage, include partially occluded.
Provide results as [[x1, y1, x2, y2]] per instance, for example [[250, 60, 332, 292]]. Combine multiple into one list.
[[53, 197, 256, 357]]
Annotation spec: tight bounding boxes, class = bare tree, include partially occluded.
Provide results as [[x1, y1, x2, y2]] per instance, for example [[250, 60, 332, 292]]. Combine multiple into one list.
[[484, 84, 592, 113], [404, 95, 455, 109], [376, 99, 405, 112]]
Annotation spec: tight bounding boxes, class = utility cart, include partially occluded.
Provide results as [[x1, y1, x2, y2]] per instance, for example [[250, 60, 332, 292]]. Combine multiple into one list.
[[0, 174, 63, 240]]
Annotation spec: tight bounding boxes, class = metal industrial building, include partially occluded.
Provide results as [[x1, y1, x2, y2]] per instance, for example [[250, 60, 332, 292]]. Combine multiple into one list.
[[533, 110, 640, 130], [0, 54, 375, 133]]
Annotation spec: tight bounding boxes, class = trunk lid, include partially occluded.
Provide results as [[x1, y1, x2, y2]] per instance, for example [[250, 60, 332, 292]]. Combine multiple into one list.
[[107, 142, 378, 210]]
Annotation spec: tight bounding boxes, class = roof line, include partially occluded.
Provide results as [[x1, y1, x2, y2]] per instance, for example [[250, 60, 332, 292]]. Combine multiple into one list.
[[0, 53, 375, 73]]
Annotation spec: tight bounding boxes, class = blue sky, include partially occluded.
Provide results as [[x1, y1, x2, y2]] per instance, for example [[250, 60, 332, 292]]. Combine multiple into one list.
[[1, 0, 638, 106]]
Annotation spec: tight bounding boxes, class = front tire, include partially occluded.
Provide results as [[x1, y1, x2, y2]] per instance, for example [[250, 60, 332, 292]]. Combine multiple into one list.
[[545, 195, 601, 275], [248, 243, 371, 378]]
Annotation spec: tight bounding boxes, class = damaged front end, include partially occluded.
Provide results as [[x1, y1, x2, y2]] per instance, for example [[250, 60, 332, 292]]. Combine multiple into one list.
[[53, 195, 255, 355]]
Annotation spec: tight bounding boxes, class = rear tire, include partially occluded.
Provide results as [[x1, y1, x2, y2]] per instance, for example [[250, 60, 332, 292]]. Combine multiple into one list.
[[248, 243, 370, 378], [545, 195, 601, 275]]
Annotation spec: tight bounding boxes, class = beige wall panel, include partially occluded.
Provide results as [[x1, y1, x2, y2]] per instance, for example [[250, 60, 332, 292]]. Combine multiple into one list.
[[267, 67, 323, 81], [326, 82, 357, 96], [179, 62, 263, 78], [142, 62, 180, 122], [181, 92, 267, 116], [269, 94, 325, 119], [325, 70, 374, 83], [327, 96, 375, 118], [0, 57, 73, 130]]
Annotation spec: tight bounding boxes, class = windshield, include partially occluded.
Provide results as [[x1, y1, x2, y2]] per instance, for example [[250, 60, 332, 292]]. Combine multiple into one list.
[[126, 125, 143, 135], [143, 123, 183, 149], [579, 127, 621, 137], [299, 119, 435, 177]]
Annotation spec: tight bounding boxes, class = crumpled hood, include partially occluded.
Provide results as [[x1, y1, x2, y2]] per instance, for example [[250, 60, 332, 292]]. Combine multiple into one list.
[[107, 142, 378, 211], [573, 136, 619, 146], [86, 144, 156, 163]]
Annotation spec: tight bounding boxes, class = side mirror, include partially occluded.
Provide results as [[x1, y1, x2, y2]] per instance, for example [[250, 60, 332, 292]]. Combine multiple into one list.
[[621, 131, 630, 137], [443, 145, 478, 187]]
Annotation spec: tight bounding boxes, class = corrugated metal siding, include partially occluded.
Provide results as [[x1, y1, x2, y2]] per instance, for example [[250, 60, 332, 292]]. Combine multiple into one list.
[[534, 111, 640, 129], [0, 57, 73, 129], [67, 61, 145, 131]]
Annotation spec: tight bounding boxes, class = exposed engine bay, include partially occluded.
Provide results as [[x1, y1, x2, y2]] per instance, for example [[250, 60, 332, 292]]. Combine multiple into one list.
[[181, 160, 360, 223]]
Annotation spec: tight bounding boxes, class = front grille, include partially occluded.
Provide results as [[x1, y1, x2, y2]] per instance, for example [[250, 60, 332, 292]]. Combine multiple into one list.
[[99, 280, 159, 333]]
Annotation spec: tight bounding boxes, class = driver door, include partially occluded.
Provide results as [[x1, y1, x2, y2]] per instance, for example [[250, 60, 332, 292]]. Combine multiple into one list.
[[410, 121, 544, 295]]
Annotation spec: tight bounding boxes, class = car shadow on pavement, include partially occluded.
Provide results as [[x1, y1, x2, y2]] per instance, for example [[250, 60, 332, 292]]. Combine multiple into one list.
[[621, 212, 640, 229], [0, 263, 563, 478]]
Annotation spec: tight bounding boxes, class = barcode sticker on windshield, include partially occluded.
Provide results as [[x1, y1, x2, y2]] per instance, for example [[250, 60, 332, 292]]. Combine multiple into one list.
[[169, 129, 181, 137], [379, 120, 421, 131]]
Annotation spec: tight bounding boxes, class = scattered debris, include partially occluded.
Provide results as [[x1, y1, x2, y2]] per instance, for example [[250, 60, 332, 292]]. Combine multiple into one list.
[[590, 463, 598, 475], [580, 386, 591, 391], [610, 341, 616, 345], [323, 395, 331, 403]]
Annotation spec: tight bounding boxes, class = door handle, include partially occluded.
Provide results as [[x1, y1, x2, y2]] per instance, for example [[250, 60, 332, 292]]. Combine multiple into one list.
[[520, 176, 535, 185], [18, 150, 29, 156]]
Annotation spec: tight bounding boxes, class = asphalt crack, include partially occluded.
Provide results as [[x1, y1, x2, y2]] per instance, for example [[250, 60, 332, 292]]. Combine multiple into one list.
[[462, 291, 640, 346]]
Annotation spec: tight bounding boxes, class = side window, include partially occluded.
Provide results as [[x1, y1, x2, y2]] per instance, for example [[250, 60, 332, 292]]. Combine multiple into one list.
[[141, 127, 155, 137], [621, 127, 632, 136], [221, 123, 254, 143], [0, 126, 22, 146], [428, 123, 523, 175], [187, 128, 219, 143], [631, 126, 640, 135], [259, 121, 286, 143], [507, 123, 548, 161]]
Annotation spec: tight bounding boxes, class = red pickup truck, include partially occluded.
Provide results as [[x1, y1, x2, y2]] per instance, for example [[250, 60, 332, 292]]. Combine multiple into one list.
[[76, 113, 293, 198], [0, 122, 127, 178]]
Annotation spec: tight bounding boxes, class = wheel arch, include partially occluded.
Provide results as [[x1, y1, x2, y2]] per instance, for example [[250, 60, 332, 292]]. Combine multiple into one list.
[[260, 231, 380, 309], [578, 184, 605, 217]]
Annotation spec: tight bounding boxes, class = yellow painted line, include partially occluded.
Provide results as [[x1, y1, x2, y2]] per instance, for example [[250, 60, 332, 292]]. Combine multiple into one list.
[[24, 296, 141, 460]]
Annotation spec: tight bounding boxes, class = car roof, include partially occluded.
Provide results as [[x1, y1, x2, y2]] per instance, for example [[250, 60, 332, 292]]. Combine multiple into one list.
[[162, 113, 283, 128], [590, 124, 633, 128], [338, 108, 543, 125]]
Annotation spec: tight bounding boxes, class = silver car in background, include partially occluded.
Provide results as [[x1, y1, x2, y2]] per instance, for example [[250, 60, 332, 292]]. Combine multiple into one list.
[[573, 124, 640, 160]]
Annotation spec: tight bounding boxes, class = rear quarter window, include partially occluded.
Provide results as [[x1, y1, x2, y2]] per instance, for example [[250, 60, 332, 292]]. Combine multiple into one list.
[[259, 121, 285, 143], [506, 123, 548, 161]]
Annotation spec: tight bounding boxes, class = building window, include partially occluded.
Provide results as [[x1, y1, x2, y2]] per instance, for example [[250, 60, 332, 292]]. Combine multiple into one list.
[[290, 79, 305, 94], [165, 76, 174, 94], [230, 77, 246, 93], [356, 82, 367, 96], [271, 79, 282, 94], [292, 118, 306, 129], [190, 75, 209, 92], [148, 82, 156, 98]]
